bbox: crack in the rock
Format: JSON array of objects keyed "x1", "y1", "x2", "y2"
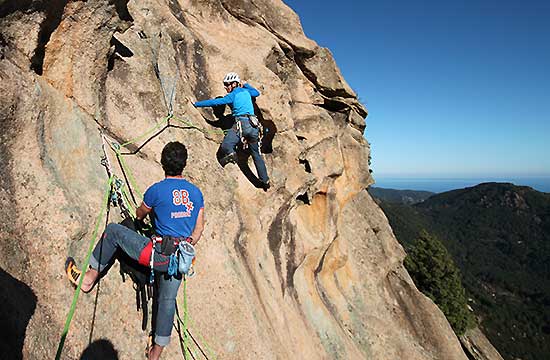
[
  {"x1": 109, "y1": 0, "x2": 133, "y2": 22},
  {"x1": 107, "y1": 35, "x2": 133, "y2": 72},
  {"x1": 299, "y1": 158, "x2": 311, "y2": 173},
  {"x1": 296, "y1": 191, "x2": 310, "y2": 205},
  {"x1": 167, "y1": 0, "x2": 187, "y2": 27},
  {"x1": 30, "y1": 0, "x2": 69, "y2": 75}
]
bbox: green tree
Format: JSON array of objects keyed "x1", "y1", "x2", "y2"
[{"x1": 404, "y1": 230, "x2": 475, "y2": 335}]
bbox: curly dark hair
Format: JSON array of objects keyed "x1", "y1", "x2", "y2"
[{"x1": 161, "y1": 141, "x2": 188, "y2": 176}]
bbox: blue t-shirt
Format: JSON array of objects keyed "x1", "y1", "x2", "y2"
[
  {"x1": 194, "y1": 83, "x2": 260, "y2": 116},
  {"x1": 143, "y1": 178, "x2": 204, "y2": 237}
]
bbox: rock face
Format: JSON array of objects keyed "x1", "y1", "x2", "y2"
[
  {"x1": 460, "y1": 327, "x2": 504, "y2": 360},
  {"x1": 1, "y1": 1, "x2": 468, "y2": 359}
]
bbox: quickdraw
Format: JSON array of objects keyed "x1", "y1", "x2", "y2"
[
  {"x1": 150, "y1": 236, "x2": 158, "y2": 284},
  {"x1": 100, "y1": 133, "x2": 132, "y2": 218},
  {"x1": 236, "y1": 118, "x2": 248, "y2": 149}
]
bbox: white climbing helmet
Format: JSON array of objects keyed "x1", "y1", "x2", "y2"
[{"x1": 223, "y1": 72, "x2": 240, "y2": 84}]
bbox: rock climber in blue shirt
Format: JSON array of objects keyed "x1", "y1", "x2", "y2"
[
  {"x1": 65, "y1": 141, "x2": 205, "y2": 360},
  {"x1": 194, "y1": 72, "x2": 270, "y2": 190}
]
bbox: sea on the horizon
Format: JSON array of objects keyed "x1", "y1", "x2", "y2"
[{"x1": 373, "y1": 176, "x2": 550, "y2": 194}]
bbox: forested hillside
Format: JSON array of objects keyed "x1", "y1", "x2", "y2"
[{"x1": 379, "y1": 183, "x2": 550, "y2": 360}]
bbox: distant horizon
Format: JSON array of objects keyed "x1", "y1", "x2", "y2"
[{"x1": 373, "y1": 175, "x2": 550, "y2": 193}]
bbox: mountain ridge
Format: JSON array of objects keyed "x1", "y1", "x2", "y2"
[
  {"x1": 369, "y1": 186, "x2": 435, "y2": 204},
  {"x1": 378, "y1": 182, "x2": 550, "y2": 360}
]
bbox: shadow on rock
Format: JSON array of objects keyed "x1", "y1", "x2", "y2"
[
  {"x1": 204, "y1": 100, "x2": 234, "y2": 131},
  {"x1": 206, "y1": 113, "x2": 235, "y2": 130},
  {"x1": 80, "y1": 339, "x2": 119, "y2": 360},
  {"x1": 253, "y1": 100, "x2": 277, "y2": 154},
  {"x1": 0, "y1": 267, "x2": 37, "y2": 360}
]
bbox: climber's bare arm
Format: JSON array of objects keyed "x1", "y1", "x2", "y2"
[
  {"x1": 136, "y1": 202, "x2": 152, "y2": 220},
  {"x1": 190, "y1": 208, "x2": 205, "y2": 245}
]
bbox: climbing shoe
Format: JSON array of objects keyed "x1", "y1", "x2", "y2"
[
  {"x1": 261, "y1": 180, "x2": 271, "y2": 191},
  {"x1": 65, "y1": 257, "x2": 82, "y2": 288},
  {"x1": 220, "y1": 152, "x2": 237, "y2": 167}
]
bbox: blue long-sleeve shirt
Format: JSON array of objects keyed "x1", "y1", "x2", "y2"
[{"x1": 194, "y1": 83, "x2": 260, "y2": 116}]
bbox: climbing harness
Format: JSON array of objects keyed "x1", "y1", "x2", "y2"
[
  {"x1": 235, "y1": 114, "x2": 263, "y2": 151},
  {"x1": 146, "y1": 235, "x2": 196, "y2": 278},
  {"x1": 247, "y1": 114, "x2": 260, "y2": 128}
]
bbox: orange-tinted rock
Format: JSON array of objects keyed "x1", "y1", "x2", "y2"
[{"x1": 0, "y1": 1, "x2": 478, "y2": 359}]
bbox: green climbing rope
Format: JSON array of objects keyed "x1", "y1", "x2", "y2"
[
  {"x1": 172, "y1": 115, "x2": 227, "y2": 135},
  {"x1": 55, "y1": 175, "x2": 114, "y2": 360},
  {"x1": 176, "y1": 296, "x2": 218, "y2": 360},
  {"x1": 184, "y1": 277, "x2": 189, "y2": 359},
  {"x1": 113, "y1": 148, "x2": 144, "y2": 200},
  {"x1": 120, "y1": 185, "x2": 137, "y2": 218},
  {"x1": 120, "y1": 115, "x2": 171, "y2": 148}
]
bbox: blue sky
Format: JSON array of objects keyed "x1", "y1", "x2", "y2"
[{"x1": 283, "y1": 0, "x2": 550, "y2": 179}]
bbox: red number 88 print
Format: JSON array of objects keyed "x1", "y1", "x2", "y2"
[{"x1": 172, "y1": 189, "x2": 190, "y2": 206}]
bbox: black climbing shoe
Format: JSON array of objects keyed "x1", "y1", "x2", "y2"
[
  {"x1": 220, "y1": 152, "x2": 237, "y2": 167},
  {"x1": 261, "y1": 180, "x2": 271, "y2": 191},
  {"x1": 65, "y1": 257, "x2": 82, "y2": 288}
]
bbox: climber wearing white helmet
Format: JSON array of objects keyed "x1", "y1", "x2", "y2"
[
  {"x1": 223, "y1": 72, "x2": 240, "y2": 83},
  {"x1": 194, "y1": 72, "x2": 270, "y2": 190}
]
